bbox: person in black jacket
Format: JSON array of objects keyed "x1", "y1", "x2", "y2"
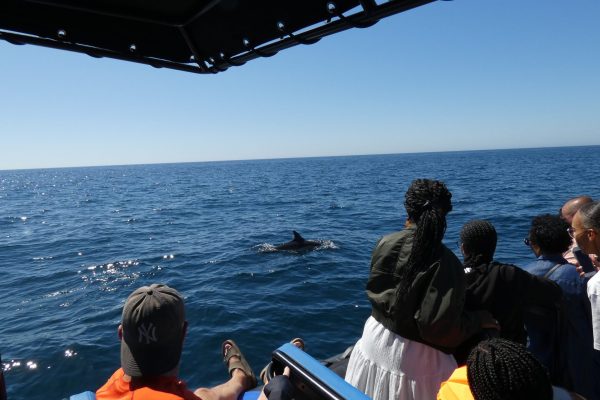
[{"x1": 453, "y1": 220, "x2": 562, "y2": 365}]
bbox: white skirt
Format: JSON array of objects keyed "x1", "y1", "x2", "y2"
[{"x1": 345, "y1": 316, "x2": 457, "y2": 400}]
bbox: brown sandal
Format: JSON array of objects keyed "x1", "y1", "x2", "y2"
[
  {"x1": 290, "y1": 338, "x2": 305, "y2": 350},
  {"x1": 222, "y1": 339, "x2": 257, "y2": 390}
]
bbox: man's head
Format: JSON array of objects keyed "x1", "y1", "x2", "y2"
[
  {"x1": 460, "y1": 220, "x2": 497, "y2": 265},
  {"x1": 527, "y1": 214, "x2": 571, "y2": 257},
  {"x1": 560, "y1": 196, "x2": 593, "y2": 225},
  {"x1": 119, "y1": 284, "x2": 187, "y2": 377},
  {"x1": 572, "y1": 201, "x2": 600, "y2": 256}
]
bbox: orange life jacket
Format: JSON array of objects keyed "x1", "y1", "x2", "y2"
[
  {"x1": 437, "y1": 366, "x2": 475, "y2": 400},
  {"x1": 96, "y1": 368, "x2": 201, "y2": 400}
]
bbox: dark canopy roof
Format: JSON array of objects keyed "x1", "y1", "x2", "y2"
[{"x1": 0, "y1": 0, "x2": 435, "y2": 74}]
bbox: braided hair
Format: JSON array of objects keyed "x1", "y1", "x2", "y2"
[
  {"x1": 460, "y1": 220, "x2": 497, "y2": 270},
  {"x1": 397, "y1": 179, "x2": 452, "y2": 294},
  {"x1": 467, "y1": 338, "x2": 552, "y2": 400}
]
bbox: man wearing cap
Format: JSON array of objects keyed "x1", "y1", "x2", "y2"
[{"x1": 96, "y1": 284, "x2": 257, "y2": 400}]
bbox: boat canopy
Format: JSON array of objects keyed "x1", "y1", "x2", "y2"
[{"x1": 1, "y1": 0, "x2": 435, "y2": 74}]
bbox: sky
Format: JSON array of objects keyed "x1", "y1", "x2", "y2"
[{"x1": 1, "y1": 0, "x2": 599, "y2": 170}]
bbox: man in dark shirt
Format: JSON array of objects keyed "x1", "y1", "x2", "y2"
[{"x1": 524, "y1": 214, "x2": 597, "y2": 399}]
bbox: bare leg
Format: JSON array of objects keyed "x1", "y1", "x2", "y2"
[{"x1": 194, "y1": 343, "x2": 254, "y2": 400}]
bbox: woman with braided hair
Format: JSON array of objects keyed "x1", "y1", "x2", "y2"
[
  {"x1": 345, "y1": 179, "x2": 498, "y2": 400},
  {"x1": 452, "y1": 220, "x2": 562, "y2": 365},
  {"x1": 467, "y1": 338, "x2": 554, "y2": 400},
  {"x1": 438, "y1": 338, "x2": 583, "y2": 400}
]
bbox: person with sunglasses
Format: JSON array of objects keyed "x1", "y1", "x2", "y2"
[
  {"x1": 572, "y1": 202, "x2": 600, "y2": 389},
  {"x1": 559, "y1": 196, "x2": 593, "y2": 267},
  {"x1": 523, "y1": 214, "x2": 597, "y2": 400},
  {"x1": 571, "y1": 201, "x2": 600, "y2": 276}
]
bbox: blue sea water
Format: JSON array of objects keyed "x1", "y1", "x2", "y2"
[{"x1": 1, "y1": 146, "x2": 599, "y2": 399}]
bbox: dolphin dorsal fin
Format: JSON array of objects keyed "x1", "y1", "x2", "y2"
[{"x1": 292, "y1": 231, "x2": 305, "y2": 242}]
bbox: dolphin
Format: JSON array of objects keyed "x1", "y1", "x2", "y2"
[{"x1": 274, "y1": 231, "x2": 321, "y2": 251}]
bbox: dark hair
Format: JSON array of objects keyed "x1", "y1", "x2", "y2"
[
  {"x1": 461, "y1": 220, "x2": 497, "y2": 269},
  {"x1": 579, "y1": 201, "x2": 600, "y2": 230},
  {"x1": 528, "y1": 214, "x2": 571, "y2": 255},
  {"x1": 398, "y1": 179, "x2": 452, "y2": 294},
  {"x1": 467, "y1": 338, "x2": 552, "y2": 400}
]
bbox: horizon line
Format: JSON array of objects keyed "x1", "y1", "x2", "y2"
[{"x1": 1, "y1": 144, "x2": 598, "y2": 172}]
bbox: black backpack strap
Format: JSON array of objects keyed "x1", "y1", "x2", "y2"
[{"x1": 539, "y1": 263, "x2": 575, "y2": 390}]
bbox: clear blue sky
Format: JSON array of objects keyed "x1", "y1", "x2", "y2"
[{"x1": 1, "y1": 0, "x2": 599, "y2": 170}]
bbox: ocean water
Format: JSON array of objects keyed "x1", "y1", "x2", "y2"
[{"x1": 1, "y1": 146, "x2": 598, "y2": 399}]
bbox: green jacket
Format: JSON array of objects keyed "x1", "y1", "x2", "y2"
[{"x1": 367, "y1": 226, "x2": 483, "y2": 353}]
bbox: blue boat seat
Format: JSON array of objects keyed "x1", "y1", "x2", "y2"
[{"x1": 271, "y1": 343, "x2": 369, "y2": 400}]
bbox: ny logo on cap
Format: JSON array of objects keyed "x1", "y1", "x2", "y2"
[{"x1": 138, "y1": 323, "x2": 158, "y2": 344}]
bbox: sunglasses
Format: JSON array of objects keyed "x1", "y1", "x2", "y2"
[
  {"x1": 523, "y1": 238, "x2": 531, "y2": 246},
  {"x1": 569, "y1": 227, "x2": 596, "y2": 239}
]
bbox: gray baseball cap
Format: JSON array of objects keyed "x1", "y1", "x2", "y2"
[{"x1": 120, "y1": 284, "x2": 185, "y2": 376}]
